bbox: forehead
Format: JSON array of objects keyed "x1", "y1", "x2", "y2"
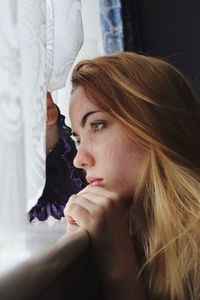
[{"x1": 69, "y1": 86, "x2": 100, "y2": 118}]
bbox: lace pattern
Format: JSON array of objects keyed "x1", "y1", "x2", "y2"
[{"x1": 29, "y1": 110, "x2": 86, "y2": 222}]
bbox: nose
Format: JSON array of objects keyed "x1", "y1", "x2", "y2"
[{"x1": 73, "y1": 144, "x2": 95, "y2": 170}]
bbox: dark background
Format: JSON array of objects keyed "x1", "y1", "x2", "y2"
[{"x1": 121, "y1": 0, "x2": 200, "y2": 97}]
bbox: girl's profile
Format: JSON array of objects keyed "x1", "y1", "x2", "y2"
[{"x1": 64, "y1": 52, "x2": 200, "y2": 300}]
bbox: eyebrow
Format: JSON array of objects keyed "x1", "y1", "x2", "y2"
[{"x1": 72, "y1": 110, "x2": 100, "y2": 136}]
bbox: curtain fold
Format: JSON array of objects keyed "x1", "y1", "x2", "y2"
[
  {"x1": 99, "y1": 0, "x2": 124, "y2": 54},
  {"x1": 47, "y1": 0, "x2": 84, "y2": 92},
  {"x1": 0, "y1": 0, "x2": 86, "y2": 236},
  {"x1": 54, "y1": 0, "x2": 104, "y2": 121},
  {"x1": 18, "y1": 0, "x2": 47, "y2": 212},
  {"x1": 0, "y1": 0, "x2": 107, "y2": 237},
  {"x1": 0, "y1": 0, "x2": 47, "y2": 232},
  {"x1": 0, "y1": 0, "x2": 27, "y2": 235}
]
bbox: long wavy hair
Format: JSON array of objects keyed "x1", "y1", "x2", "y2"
[{"x1": 71, "y1": 52, "x2": 200, "y2": 299}]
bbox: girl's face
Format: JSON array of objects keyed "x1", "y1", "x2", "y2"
[{"x1": 69, "y1": 86, "x2": 146, "y2": 205}]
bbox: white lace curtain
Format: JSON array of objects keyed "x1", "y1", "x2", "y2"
[
  {"x1": 0, "y1": 0, "x2": 103, "y2": 238},
  {"x1": 0, "y1": 0, "x2": 84, "y2": 237}
]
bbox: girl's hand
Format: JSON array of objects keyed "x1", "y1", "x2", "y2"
[
  {"x1": 64, "y1": 185, "x2": 138, "y2": 281},
  {"x1": 64, "y1": 185, "x2": 146, "y2": 299}
]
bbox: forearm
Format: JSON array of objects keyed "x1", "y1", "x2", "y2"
[
  {"x1": 65, "y1": 187, "x2": 147, "y2": 299},
  {"x1": 97, "y1": 240, "x2": 147, "y2": 300},
  {"x1": 102, "y1": 276, "x2": 146, "y2": 300},
  {"x1": 101, "y1": 263, "x2": 147, "y2": 300}
]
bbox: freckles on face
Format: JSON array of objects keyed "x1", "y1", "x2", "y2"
[
  {"x1": 69, "y1": 86, "x2": 146, "y2": 203},
  {"x1": 98, "y1": 127, "x2": 146, "y2": 202}
]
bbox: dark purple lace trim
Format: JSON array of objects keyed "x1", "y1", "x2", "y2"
[
  {"x1": 59, "y1": 114, "x2": 86, "y2": 189},
  {"x1": 28, "y1": 108, "x2": 86, "y2": 222},
  {"x1": 29, "y1": 203, "x2": 65, "y2": 222}
]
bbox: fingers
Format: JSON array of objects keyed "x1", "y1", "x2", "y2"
[
  {"x1": 78, "y1": 185, "x2": 120, "y2": 203},
  {"x1": 64, "y1": 186, "x2": 121, "y2": 234},
  {"x1": 66, "y1": 223, "x2": 79, "y2": 234},
  {"x1": 64, "y1": 194, "x2": 97, "y2": 227}
]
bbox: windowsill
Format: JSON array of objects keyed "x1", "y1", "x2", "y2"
[{"x1": 0, "y1": 218, "x2": 90, "y2": 300}]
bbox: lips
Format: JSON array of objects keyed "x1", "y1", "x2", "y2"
[{"x1": 86, "y1": 176, "x2": 103, "y2": 186}]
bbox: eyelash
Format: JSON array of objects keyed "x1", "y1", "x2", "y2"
[
  {"x1": 91, "y1": 121, "x2": 107, "y2": 132},
  {"x1": 72, "y1": 121, "x2": 107, "y2": 147}
]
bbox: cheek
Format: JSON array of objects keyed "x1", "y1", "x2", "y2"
[
  {"x1": 105, "y1": 142, "x2": 145, "y2": 184},
  {"x1": 93, "y1": 134, "x2": 145, "y2": 178},
  {"x1": 96, "y1": 139, "x2": 125, "y2": 165}
]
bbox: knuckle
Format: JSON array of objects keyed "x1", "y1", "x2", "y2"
[
  {"x1": 63, "y1": 205, "x2": 68, "y2": 216},
  {"x1": 69, "y1": 202, "x2": 80, "y2": 215},
  {"x1": 68, "y1": 194, "x2": 77, "y2": 202},
  {"x1": 69, "y1": 203, "x2": 90, "y2": 227},
  {"x1": 110, "y1": 191, "x2": 119, "y2": 201},
  {"x1": 84, "y1": 185, "x2": 92, "y2": 192},
  {"x1": 95, "y1": 205, "x2": 105, "y2": 218},
  {"x1": 105, "y1": 197, "x2": 115, "y2": 211}
]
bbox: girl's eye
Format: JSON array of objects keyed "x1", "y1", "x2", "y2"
[{"x1": 91, "y1": 121, "x2": 106, "y2": 132}]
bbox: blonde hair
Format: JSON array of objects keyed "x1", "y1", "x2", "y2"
[{"x1": 71, "y1": 52, "x2": 200, "y2": 299}]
